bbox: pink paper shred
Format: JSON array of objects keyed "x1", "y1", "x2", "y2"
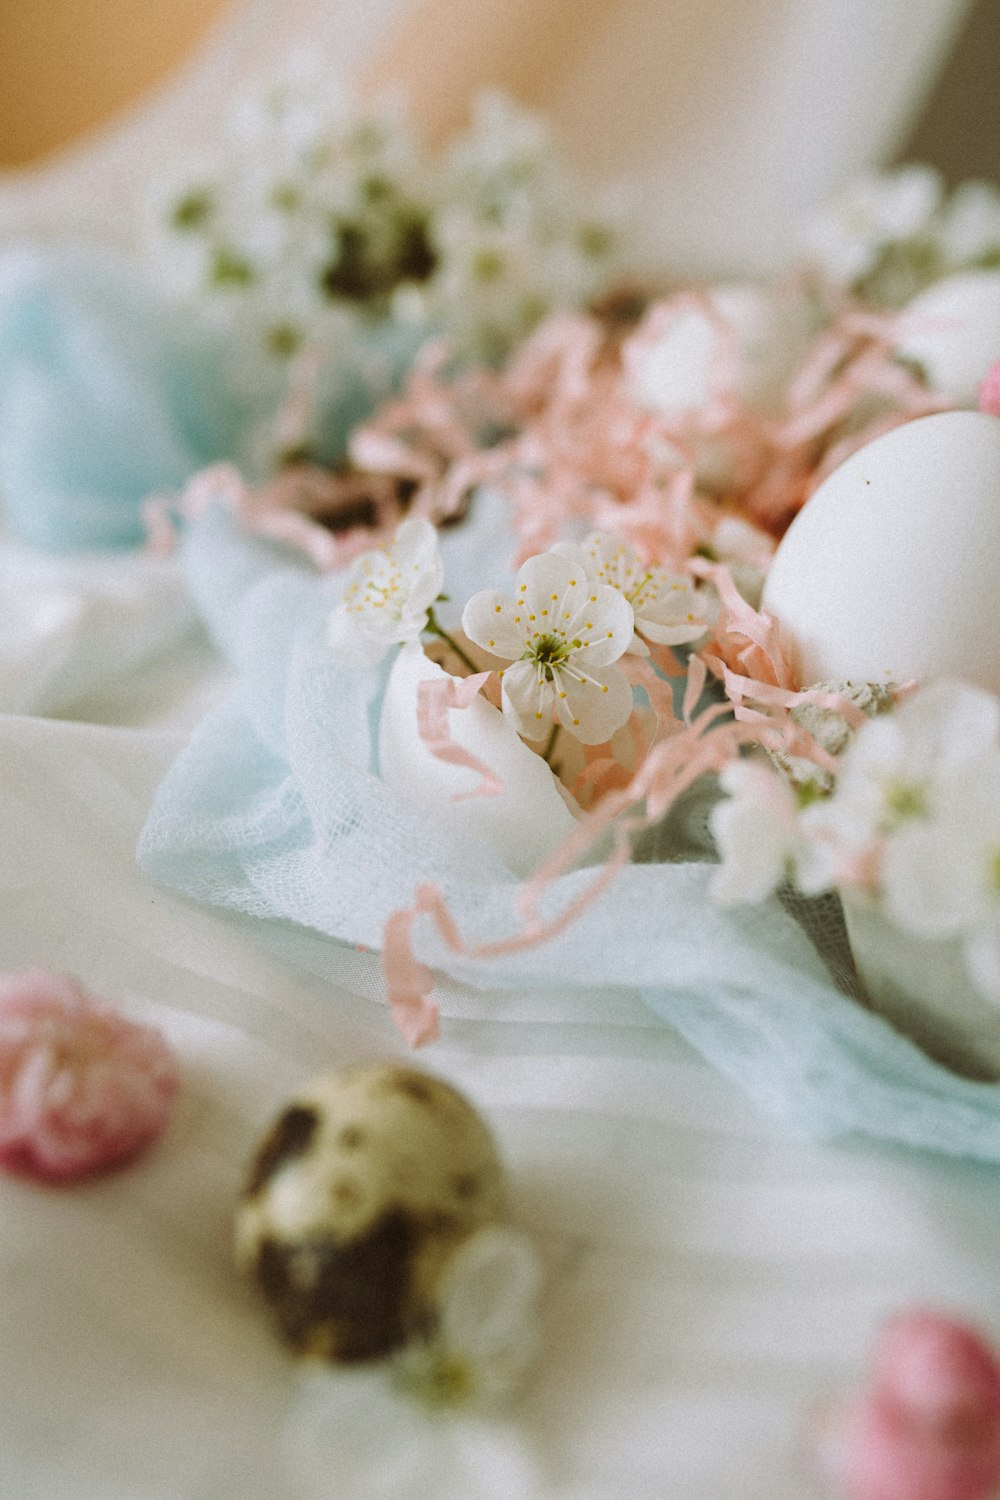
[{"x1": 0, "y1": 970, "x2": 179, "y2": 1182}]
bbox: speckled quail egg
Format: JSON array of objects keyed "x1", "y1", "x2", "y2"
[
  {"x1": 767, "y1": 678, "x2": 897, "y2": 794},
  {"x1": 235, "y1": 1063, "x2": 507, "y2": 1362}
]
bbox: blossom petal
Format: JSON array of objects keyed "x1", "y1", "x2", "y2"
[
  {"x1": 512, "y1": 553, "x2": 598, "y2": 647},
  {"x1": 392, "y1": 518, "x2": 445, "y2": 614},
  {"x1": 709, "y1": 762, "x2": 800, "y2": 905},
  {"x1": 561, "y1": 584, "x2": 634, "y2": 668},
  {"x1": 964, "y1": 927, "x2": 1000, "y2": 1003},
  {"x1": 438, "y1": 1227, "x2": 543, "y2": 1383},
  {"x1": 513, "y1": 549, "x2": 585, "y2": 609},
  {"x1": 553, "y1": 662, "x2": 633, "y2": 744},
  {"x1": 462, "y1": 591, "x2": 530, "y2": 660},
  {"x1": 882, "y1": 825, "x2": 980, "y2": 939},
  {"x1": 636, "y1": 577, "x2": 709, "y2": 646},
  {"x1": 897, "y1": 679, "x2": 1000, "y2": 774},
  {"x1": 500, "y1": 660, "x2": 553, "y2": 739}
]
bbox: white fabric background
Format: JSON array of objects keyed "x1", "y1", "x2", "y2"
[
  {"x1": 2, "y1": 3, "x2": 998, "y2": 1496},
  {"x1": 6, "y1": 716, "x2": 1000, "y2": 1500}
]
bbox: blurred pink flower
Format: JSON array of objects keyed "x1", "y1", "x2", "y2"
[
  {"x1": 0, "y1": 970, "x2": 179, "y2": 1183},
  {"x1": 980, "y1": 362, "x2": 1000, "y2": 419},
  {"x1": 820, "y1": 1310, "x2": 1000, "y2": 1500}
]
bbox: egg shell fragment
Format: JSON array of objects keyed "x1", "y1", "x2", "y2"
[
  {"x1": 761, "y1": 410, "x2": 1000, "y2": 695},
  {"x1": 379, "y1": 639, "x2": 579, "y2": 877}
]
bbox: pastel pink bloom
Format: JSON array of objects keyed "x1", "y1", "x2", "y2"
[
  {"x1": 980, "y1": 362, "x2": 1000, "y2": 419},
  {"x1": 0, "y1": 971, "x2": 179, "y2": 1183},
  {"x1": 829, "y1": 1311, "x2": 1000, "y2": 1500}
]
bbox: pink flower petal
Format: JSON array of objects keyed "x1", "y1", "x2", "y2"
[{"x1": 0, "y1": 971, "x2": 179, "y2": 1182}]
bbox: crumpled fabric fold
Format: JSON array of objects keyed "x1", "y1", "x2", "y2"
[{"x1": 0, "y1": 540, "x2": 196, "y2": 717}]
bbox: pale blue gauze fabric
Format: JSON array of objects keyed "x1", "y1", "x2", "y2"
[
  {"x1": 0, "y1": 247, "x2": 420, "y2": 551},
  {"x1": 0, "y1": 247, "x2": 251, "y2": 549},
  {"x1": 138, "y1": 501, "x2": 1000, "y2": 1162}
]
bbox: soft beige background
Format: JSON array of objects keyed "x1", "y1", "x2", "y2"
[
  {"x1": 0, "y1": 0, "x2": 233, "y2": 167},
  {"x1": 1, "y1": 0, "x2": 996, "y2": 176},
  {"x1": 0, "y1": 0, "x2": 994, "y2": 279}
]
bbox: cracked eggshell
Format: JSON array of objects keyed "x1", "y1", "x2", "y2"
[
  {"x1": 761, "y1": 410, "x2": 1000, "y2": 694},
  {"x1": 236, "y1": 1063, "x2": 506, "y2": 1362},
  {"x1": 898, "y1": 270, "x2": 1000, "y2": 405},
  {"x1": 378, "y1": 639, "x2": 580, "y2": 877}
]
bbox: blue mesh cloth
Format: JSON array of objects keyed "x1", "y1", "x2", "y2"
[
  {"x1": 0, "y1": 247, "x2": 419, "y2": 551},
  {"x1": 137, "y1": 502, "x2": 1000, "y2": 1162}
]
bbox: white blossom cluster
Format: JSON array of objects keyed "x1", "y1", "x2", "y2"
[
  {"x1": 797, "y1": 165, "x2": 1000, "y2": 306},
  {"x1": 711, "y1": 680, "x2": 1000, "y2": 1004},
  {"x1": 327, "y1": 521, "x2": 710, "y2": 747},
  {"x1": 422, "y1": 93, "x2": 628, "y2": 361},
  {"x1": 149, "y1": 70, "x2": 626, "y2": 370}
]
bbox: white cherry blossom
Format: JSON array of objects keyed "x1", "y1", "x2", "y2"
[
  {"x1": 624, "y1": 284, "x2": 813, "y2": 419},
  {"x1": 940, "y1": 179, "x2": 1000, "y2": 267},
  {"x1": 882, "y1": 752, "x2": 1000, "y2": 1000},
  {"x1": 812, "y1": 679, "x2": 1000, "y2": 851},
  {"x1": 327, "y1": 517, "x2": 444, "y2": 665},
  {"x1": 555, "y1": 532, "x2": 709, "y2": 652},
  {"x1": 393, "y1": 1226, "x2": 543, "y2": 1411},
  {"x1": 798, "y1": 165, "x2": 943, "y2": 285},
  {"x1": 462, "y1": 550, "x2": 634, "y2": 744},
  {"x1": 704, "y1": 515, "x2": 775, "y2": 609},
  {"x1": 709, "y1": 759, "x2": 805, "y2": 905},
  {"x1": 282, "y1": 1225, "x2": 544, "y2": 1500},
  {"x1": 285, "y1": 1370, "x2": 540, "y2": 1500}
]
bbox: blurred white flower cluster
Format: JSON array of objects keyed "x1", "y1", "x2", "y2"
[
  {"x1": 711, "y1": 680, "x2": 1000, "y2": 1004},
  {"x1": 798, "y1": 165, "x2": 1000, "y2": 306},
  {"x1": 149, "y1": 65, "x2": 626, "y2": 370},
  {"x1": 285, "y1": 1226, "x2": 544, "y2": 1500}
]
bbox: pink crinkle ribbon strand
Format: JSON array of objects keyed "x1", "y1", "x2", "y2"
[{"x1": 415, "y1": 673, "x2": 504, "y2": 801}]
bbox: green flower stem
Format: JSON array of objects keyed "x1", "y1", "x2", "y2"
[
  {"x1": 424, "y1": 608, "x2": 480, "y2": 675},
  {"x1": 542, "y1": 720, "x2": 562, "y2": 771}
]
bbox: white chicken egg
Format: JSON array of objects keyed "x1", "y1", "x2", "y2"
[
  {"x1": 898, "y1": 270, "x2": 1000, "y2": 404},
  {"x1": 761, "y1": 410, "x2": 1000, "y2": 693},
  {"x1": 378, "y1": 641, "x2": 579, "y2": 877}
]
